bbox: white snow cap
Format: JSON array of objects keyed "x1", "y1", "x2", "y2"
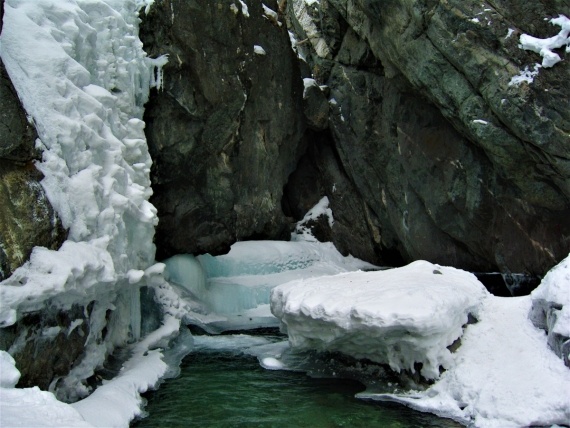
[
  {"x1": 0, "y1": 351, "x2": 20, "y2": 388},
  {"x1": 239, "y1": 0, "x2": 249, "y2": 17},
  {"x1": 271, "y1": 260, "x2": 487, "y2": 379}
]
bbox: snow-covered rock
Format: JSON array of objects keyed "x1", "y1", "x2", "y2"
[
  {"x1": 371, "y1": 295, "x2": 570, "y2": 427},
  {"x1": 529, "y1": 253, "x2": 570, "y2": 366},
  {"x1": 270, "y1": 258, "x2": 570, "y2": 427},
  {"x1": 271, "y1": 260, "x2": 487, "y2": 379}
]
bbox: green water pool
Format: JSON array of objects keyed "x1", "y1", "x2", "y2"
[{"x1": 133, "y1": 339, "x2": 461, "y2": 428}]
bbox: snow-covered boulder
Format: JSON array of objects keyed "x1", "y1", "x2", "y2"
[
  {"x1": 529, "y1": 254, "x2": 570, "y2": 367},
  {"x1": 271, "y1": 260, "x2": 487, "y2": 379}
]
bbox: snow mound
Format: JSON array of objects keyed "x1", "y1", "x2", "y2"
[
  {"x1": 370, "y1": 295, "x2": 570, "y2": 427},
  {"x1": 271, "y1": 260, "x2": 487, "y2": 379}
]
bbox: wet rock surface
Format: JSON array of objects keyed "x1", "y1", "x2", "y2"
[{"x1": 141, "y1": 0, "x2": 569, "y2": 277}]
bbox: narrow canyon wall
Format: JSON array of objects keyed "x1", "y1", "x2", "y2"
[{"x1": 140, "y1": 0, "x2": 305, "y2": 259}]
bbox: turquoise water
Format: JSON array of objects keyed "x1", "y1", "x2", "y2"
[{"x1": 133, "y1": 337, "x2": 460, "y2": 428}]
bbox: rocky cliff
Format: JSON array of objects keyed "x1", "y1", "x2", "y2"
[
  {"x1": 286, "y1": 0, "x2": 570, "y2": 278},
  {"x1": 141, "y1": 0, "x2": 569, "y2": 281},
  {"x1": 140, "y1": 0, "x2": 305, "y2": 259}
]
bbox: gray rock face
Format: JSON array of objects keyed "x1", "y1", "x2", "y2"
[
  {"x1": 139, "y1": 0, "x2": 568, "y2": 277},
  {"x1": 530, "y1": 298, "x2": 570, "y2": 367},
  {"x1": 285, "y1": 0, "x2": 570, "y2": 275},
  {"x1": 0, "y1": 58, "x2": 67, "y2": 281},
  {"x1": 140, "y1": 0, "x2": 305, "y2": 259},
  {"x1": 5, "y1": 305, "x2": 90, "y2": 391}
]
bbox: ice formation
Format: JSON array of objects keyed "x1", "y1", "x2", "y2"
[
  {"x1": 0, "y1": 0, "x2": 159, "y2": 327},
  {"x1": 0, "y1": 0, "x2": 175, "y2": 425},
  {"x1": 163, "y1": 240, "x2": 376, "y2": 332}
]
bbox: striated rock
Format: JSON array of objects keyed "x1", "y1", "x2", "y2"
[
  {"x1": 285, "y1": 0, "x2": 570, "y2": 276},
  {"x1": 0, "y1": 58, "x2": 67, "y2": 281},
  {"x1": 140, "y1": 0, "x2": 305, "y2": 259}
]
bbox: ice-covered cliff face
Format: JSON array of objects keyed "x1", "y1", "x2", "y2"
[{"x1": 0, "y1": 0, "x2": 166, "y2": 400}]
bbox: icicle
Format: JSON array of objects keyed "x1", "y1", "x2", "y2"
[
  {"x1": 148, "y1": 55, "x2": 169, "y2": 91},
  {"x1": 130, "y1": 283, "x2": 141, "y2": 341}
]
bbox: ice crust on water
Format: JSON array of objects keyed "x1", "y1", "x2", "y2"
[
  {"x1": 163, "y1": 240, "x2": 376, "y2": 331},
  {"x1": 271, "y1": 260, "x2": 487, "y2": 379}
]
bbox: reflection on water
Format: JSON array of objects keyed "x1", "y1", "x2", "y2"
[{"x1": 133, "y1": 342, "x2": 461, "y2": 428}]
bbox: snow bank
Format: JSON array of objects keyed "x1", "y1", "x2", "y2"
[
  {"x1": 71, "y1": 316, "x2": 180, "y2": 427},
  {"x1": 271, "y1": 260, "x2": 487, "y2": 379},
  {"x1": 369, "y1": 295, "x2": 570, "y2": 427},
  {"x1": 270, "y1": 258, "x2": 570, "y2": 427},
  {"x1": 0, "y1": 387, "x2": 91, "y2": 428},
  {"x1": 1, "y1": 351, "x2": 90, "y2": 427}
]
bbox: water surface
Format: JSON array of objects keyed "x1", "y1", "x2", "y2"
[{"x1": 133, "y1": 342, "x2": 461, "y2": 428}]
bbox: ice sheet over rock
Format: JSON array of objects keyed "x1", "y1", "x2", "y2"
[
  {"x1": 0, "y1": 0, "x2": 176, "y2": 425},
  {"x1": 0, "y1": 0, "x2": 164, "y2": 326},
  {"x1": 271, "y1": 260, "x2": 487, "y2": 379}
]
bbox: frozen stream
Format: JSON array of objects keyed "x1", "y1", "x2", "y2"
[{"x1": 133, "y1": 333, "x2": 461, "y2": 428}]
